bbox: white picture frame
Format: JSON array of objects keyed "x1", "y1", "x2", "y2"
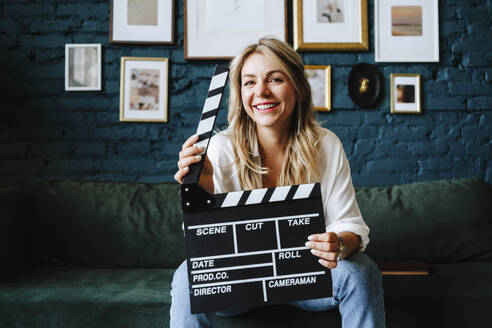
[
  {"x1": 120, "y1": 57, "x2": 169, "y2": 122},
  {"x1": 110, "y1": 0, "x2": 174, "y2": 44},
  {"x1": 375, "y1": 0, "x2": 439, "y2": 62},
  {"x1": 294, "y1": 0, "x2": 368, "y2": 51},
  {"x1": 184, "y1": 0, "x2": 287, "y2": 60},
  {"x1": 390, "y1": 73, "x2": 421, "y2": 114},
  {"x1": 65, "y1": 44, "x2": 102, "y2": 91}
]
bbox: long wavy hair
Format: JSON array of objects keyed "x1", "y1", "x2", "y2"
[{"x1": 227, "y1": 37, "x2": 326, "y2": 190}]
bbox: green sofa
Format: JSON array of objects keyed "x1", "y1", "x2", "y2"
[{"x1": 1, "y1": 178, "x2": 492, "y2": 327}]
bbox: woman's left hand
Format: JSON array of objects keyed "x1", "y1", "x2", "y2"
[{"x1": 305, "y1": 232, "x2": 339, "y2": 269}]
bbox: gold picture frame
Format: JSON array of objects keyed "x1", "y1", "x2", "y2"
[
  {"x1": 305, "y1": 65, "x2": 331, "y2": 112},
  {"x1": 390, "y1": 73, "x2": 421, "y2": 114},
  {"x1": 294, "y1": 0, "x2": 369, "y2": 51},
  {"x1": 120, "y1": 57, "x2": 169, "y2": 122}
]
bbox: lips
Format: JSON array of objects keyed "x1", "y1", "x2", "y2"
[{"x1": 253, "y1": 102, "x2": 279, "y2": 113}]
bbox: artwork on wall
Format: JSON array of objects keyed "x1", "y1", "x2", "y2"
[
  {"x1": 375, "y1": 0, "x2": 439, "y2": 62},
  {"x1": 305, "y1": 65, "x2": 331, "y2": 112},
  {"x1": 110, "y1": 0, "x2": 174, "y2": 44},
  {"x1": 120, "y1": 57, "x2": 168, "y2": 122},
  {"x1": 184, "y1": 0, "x2": 287, "y2": 60},
  {"x1": 348, "y1": 63, "x2": 383, "y2": 108},
  {"x1": 65, "y1": 44, "x2": 101, "y2": 91},
  {"x1": 390, "y1": 73, "x2": 421, "y2": 114},
  {"x1": 294, "y1": 0, "x2": 368, "y2": 51}
]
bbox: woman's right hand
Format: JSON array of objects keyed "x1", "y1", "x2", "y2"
[{"x1": 174, "y1": 135, "x2": 214, "y2": 193}]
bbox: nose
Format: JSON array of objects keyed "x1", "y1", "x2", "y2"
[{"x1": 254, "y1": 80, "x2": 271, "y2": 97}]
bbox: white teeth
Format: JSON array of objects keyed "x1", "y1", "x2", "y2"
[{"x1": 256, "y1": 103, "x2": 277, "y2": 110}]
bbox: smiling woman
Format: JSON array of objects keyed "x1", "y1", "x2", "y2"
[
  {"x1": 225, "y1": 38, "x2": 326, "y2": 191},
  {"x1": 239, "y1": 53, "x2": 297, "y2": 134},
  {"x1": 171, "y1": 37, "x2": 385, "y2": 328}
]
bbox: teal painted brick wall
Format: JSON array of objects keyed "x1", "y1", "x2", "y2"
[{"x1": 0, "y1": 0, "x2": 491, "y2": 186}]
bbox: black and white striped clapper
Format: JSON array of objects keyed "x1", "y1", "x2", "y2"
[{"x1": 181, "y1": 66, "x2": 332, "y2": 314}]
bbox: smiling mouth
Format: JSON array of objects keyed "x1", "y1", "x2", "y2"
[{"x1": 254, "y1": 103, "x2": 279, "y2": 112}]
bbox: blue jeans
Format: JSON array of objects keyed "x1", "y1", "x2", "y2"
[{"x1": 170, "y1": 252, "x2": 385, "y2": 327}]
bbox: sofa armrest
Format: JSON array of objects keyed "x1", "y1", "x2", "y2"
[
  {"x1": 376, "y1": 260, "x2": 430, "y2": 276},
  {"x1": 0, "y1": 188, "x2": 26, "y2": 277}
]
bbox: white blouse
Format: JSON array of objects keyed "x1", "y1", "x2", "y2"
[{"x1": 207, "y1": 128, "x2": 370, "y2": 251}]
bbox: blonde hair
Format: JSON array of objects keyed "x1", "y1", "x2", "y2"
[{"x1": 227, "y1": 37, "x2": 326, "y2": 190}]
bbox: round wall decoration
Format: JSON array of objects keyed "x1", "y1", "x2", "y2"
[{"x1": 348, "y1": 63, "x2": 383, "y2": 108}]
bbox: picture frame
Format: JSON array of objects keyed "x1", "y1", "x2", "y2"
[
  {"x1": 390, "y1": 73, "x2": 421, "y2": 114},
  {"x1": 375, "y1": 0, "x2": 439, "y2": 62},
  {"x1": 294, "y1": 0, "x2": 368, "y2": 51},
  {"x1": 120, "y1": 57, "x2": 169, "y2": 122},
  {"x1": 184, "y1": 0, "x2": 287, "y2": 60},
  {"x1": 65, "y1": 44, "x2": 102, "y2": 91},
  {"x1": 110, "y1": 0, "x2": 174, "y2": 44},
  {"x1": 305, "y1": 65, "x2": 331, "y2": 112}
]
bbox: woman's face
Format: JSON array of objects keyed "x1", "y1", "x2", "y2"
[{"x1": 240, "y1": 52, "x2": 297, "y2": 132}]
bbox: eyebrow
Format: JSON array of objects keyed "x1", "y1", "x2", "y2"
[{"x1": 241, "y1": 70, "x2": 285, "y2": 79}]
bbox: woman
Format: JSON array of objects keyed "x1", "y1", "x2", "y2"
[{"x1": 171, "y1": 37, "x2": 385, "y2": 328}]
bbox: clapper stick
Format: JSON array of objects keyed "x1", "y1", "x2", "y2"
[
  {"x1": 181, "y1": 66, "x2": 332, "y2": 314},
  {"x1": 181, "y1": 65, "x2": 229, "y2": 211}
]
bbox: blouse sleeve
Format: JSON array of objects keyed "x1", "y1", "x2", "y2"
[
  {"x1": 320, "y1": 132, "x2": 370, "y2": 251},
  {"x1": 207, "y1": 132, "x2": 240, "y2": 194}
]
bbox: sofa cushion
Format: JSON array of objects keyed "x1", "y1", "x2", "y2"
[
  {"x1": 25, "y1": 181, "x2": 185, "y2": 268},
  {"x1": 357, "y1": 178, "x2": 492, "y2": 263},
  {"x1": 0, "y1": 266, "x2": 340, "y2": 328},
  {"x1": 24, "y1": 178, "x2": 492, "y2": 267},
  {"x1": 217, "y1": 261, "x2": 492, "y2": 328},
  {"x1": 0, "y1": 267, "x2": 174, "y2": 328},
  {"x1": 0, "y1": 188, "x2": 26, "y2": 277},
  {"x1": 381, "y1": 261, "x2": 492, "y2": 328},
  {"x1": 1, "y1": 263, "x2": 491, "y2": 328}
]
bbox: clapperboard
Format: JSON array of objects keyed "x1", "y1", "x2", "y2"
[{"x1": 181, "y1": 65, "x2": 332, "y2": 314}]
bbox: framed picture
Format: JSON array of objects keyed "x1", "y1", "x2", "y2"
[
  {"x1": 120, "y1": 57, "x2": 168, "y2": 122},
  {"x1": 110, "y1": 0, "x2": 174, "y2": 44},
  {"x1": 294, "y1": 0, "x2": 368, "y2": 51},
  {"x1": 65, "y1": 44, "x2": 101, "y2": 91},
  {"x1": 305, "y1": 65, "x2": 331, "y2": 112},
  {"x1": 375, "y1": 0, "x2": 439, "y2": 62},
  {"x1": 184, "y1": 0, "x2": 287, "y2": 60},
  {"x1": 390, "y1": 74, "x2": 421, "y2": 114}
]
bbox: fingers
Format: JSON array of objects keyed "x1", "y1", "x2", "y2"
[
  {"x1": 318, "y1": 258, "x2": 338, "y2": 269},
  {"x1": 309, "y1": 247, "x2": 338, "y2": 269},
  {"x1": 174, "y1": 167, "x2": 189, "y2": 184},
  {"x1": 306, "y1": 232, "x2": 339, "y2": 269},
  {"x1": 180, "y1": 143, "x2": 204, "y2": 157},
  {"x1": 175, "y1": 135, "x2": 204, "y2": 184},
  {"x1": 305, "y1": 240, "x2": 338, "y2": 252},
  {"x1": 182, "y1": 134, "x2": 199, "y2": 151},
  {"x1": 310, "y1": 248, "x2": 337, "y2": 261},
  {"x1": 307, "y1": 232, "x2": 338, "y2": 243},
  {"x1": 175, "y1": 154, "x2": 202, "y2": 184},
  {"x1": 178, "y1": 154, "x2": 203, "y2": 170}
]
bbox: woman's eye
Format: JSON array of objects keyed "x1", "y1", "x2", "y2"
[
  {"x1": 243, "y1": 80, "x2": 254, "y2": 87},
  {"x1": 269, "y1": 77, "x2": 282, "y2": 83}
]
